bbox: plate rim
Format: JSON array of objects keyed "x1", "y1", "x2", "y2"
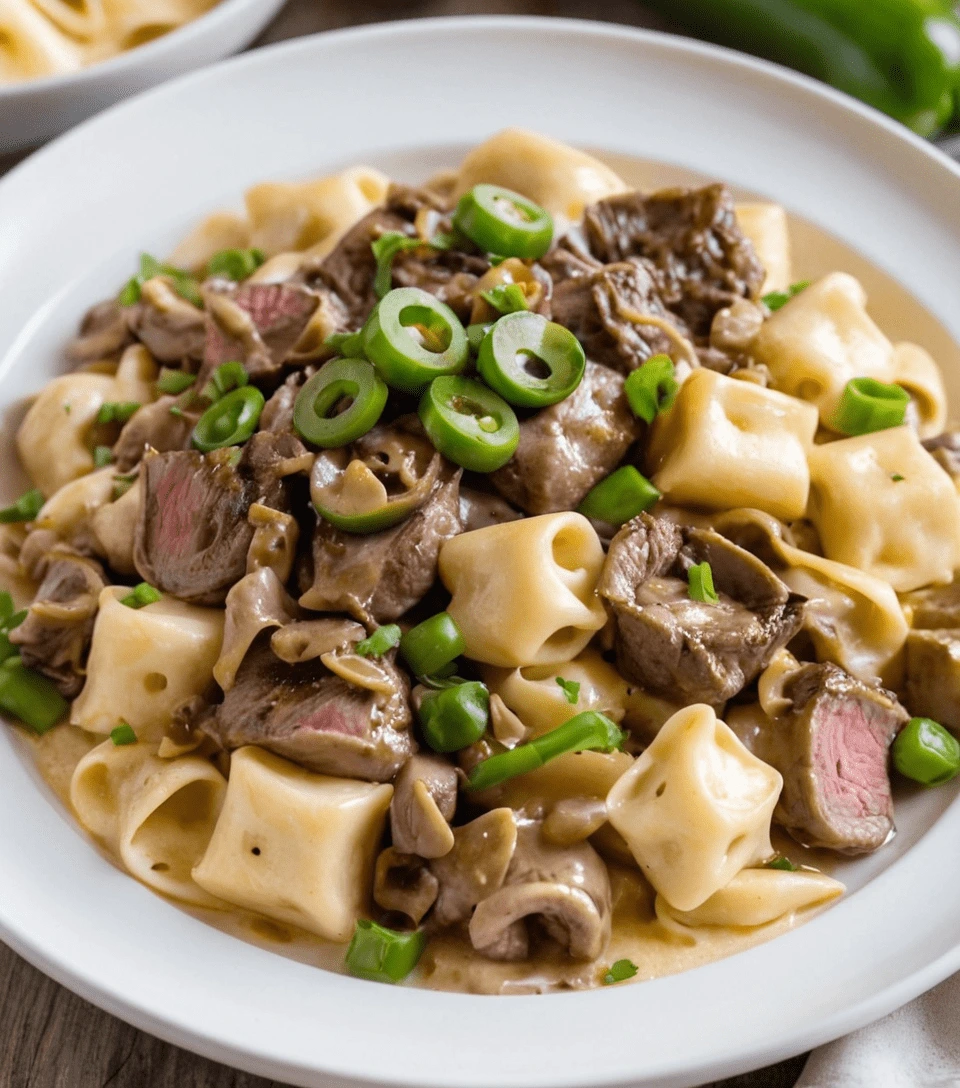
[{"x1": 2, "y1": 15, "x2": 960, "y2": 1088}]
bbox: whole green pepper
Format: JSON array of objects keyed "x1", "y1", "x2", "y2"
[{"x1": 645, "y1": 0, "x2": 960, "y2": 136}]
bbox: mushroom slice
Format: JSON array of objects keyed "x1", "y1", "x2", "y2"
[
  {"x1": 246, "y1": 502, "x2": 300, "y2": 584},
  {"x1": 374, "y1": 847, "x2": 439, "y2": 926},
  {"x1": 430, "y1": 808, "x2": 518, "y2": 926},
  {"x1": 489, "y1": 693, "x2": 529, "y2": 749},
  {"x1": 213, "y1": 568, "x2": 299, "y2": 691},
  {"x1": 391, "y1": 754, "x2": 458, "y2": 859},
  {"x1": 269, "y1": 618, "x2": 365, "y2": 664},
  {"x1": 542, "y1": 797, "x2": 608, "y2": 846},
  {"x1": 468, "y1": 822, "x2": 612, "y2": 962}
]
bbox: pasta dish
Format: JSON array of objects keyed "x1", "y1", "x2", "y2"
[
  {"x1": 2, "y1": 128, "x2": 959, "y2": 994},
  {"x1": 0, "y1": 0, "x2": 219, "y2": 83}
]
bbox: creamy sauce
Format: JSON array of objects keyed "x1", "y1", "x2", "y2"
[{"x1": 6, "y1": 151, "x2": 952, "y2": 992}]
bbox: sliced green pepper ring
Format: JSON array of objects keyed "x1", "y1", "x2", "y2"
[
  {"x1": 362, "y1": 287, "x2": 469, "y2": 394},
  {"x1": 311, "y1": 445, "x2": 441, "y2": 534},
  {"x1": 293, "y1": 358, "x2": 388, "y2": 448},
  {"x1": 192, "y1": 386, "x2": 265, "y2": 452},
  {"x1": 476, "y1": 311, "x2": 586, "y2": 408},
  {"x1": 453, "y1": 184, "x2": 554, "y2": 259},
  {"x1": 419, "y1": 376, "x2": 519, "y2": 473}
]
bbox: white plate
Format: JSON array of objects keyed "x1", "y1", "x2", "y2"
[
  {"x1": 0, "y1": 0, "x2": 287, "y2": 152},
  {"x1": 2, "y1": 17, "x2": 960, "y2": 1088}
]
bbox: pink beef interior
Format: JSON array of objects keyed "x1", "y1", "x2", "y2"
[{"x1": 812, "y1": 695, "x2": 894, "y2": 822}]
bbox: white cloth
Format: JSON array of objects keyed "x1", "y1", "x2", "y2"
[{"x1": 795, "y1": 972, "x2": 960, "y2": 1087}]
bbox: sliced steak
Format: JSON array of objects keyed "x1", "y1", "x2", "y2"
[
  {"x1": 300, "y1": 470, "x2": 462, "y2": 623},
  {"x1": 599, "y1": 513, "x2": 805, "y2": 704},
  {"x1": 134, "y1": 434, "x2": 294, "y2": 606},
  {"x1": 112, "y1": 395, "x2": 200, "y2": 471},
  {"x1": 764, "y1": 663, "x2": 907, "y2": 853},
  {"x1": 904, "y1": 628, "x2": 960, "y2": 733},
  {"x1": 583, "y1": 185, "x2": 764, "y2": 337},
  {"x1": 458, "y1": 487, "x2": 522, "y2": 533},
  {"x1": 200, "y1": 281, "x2": 319, "y2": 385},
  {"x1": 205, "y1": 638, "x2": 414, "y2": 781},
  {"x1": 491, "y1": 361, "x2": 641, "y2": 514},
  {"x1": 551, "y1": 258, "x2": 682, "y2": 373},
  {"x1": 127, "y1": 278, "x2": 206, "y2": 362},
  {"x1": 10, "y1": 550, "x2": 106, "y2": 697}
]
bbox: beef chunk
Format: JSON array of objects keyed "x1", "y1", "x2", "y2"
[
  {"x1": 551, "y1": 259, "x2": 682, "y2": 373},
  {"x1": 134, "y1": 434, "x2": 294, "y2": 606},
  {"x1": 599, "y1": 513, "x2": 804, "y2": 704},
  {"x1": 901, "y1": 581, "x2": 960, "y2": 629},
  {"x1": 491, "y1": 361, "x2": 641, "y2": 514},
  {"x1": 68, "y1": 299, "x2": 132, "y2": 363},
  {"x1": 904, "y1": 628, "x2": 960, "y2": 733},
  {"x1": 200, "y1": 281, "x2": 319, "y2": 384},
  {"x1": 922, "y1": 431, "x2": 960, "y2": 480},
  {"x1": 127, "y1": 279, "x2": 206, "y2": 362},
  {"x1": 767, "y1": 663, "x2": 907, "y2": 853},
  {"x1": 300, "y1": 470, "x2": 462, "y2": 623},
  {"x1": 458, "y1": 487, "x2": 522, "y2": 533},
  {"x1": 583, "y1": 185, "x2": 765, "y2": 336},
  {"x1": 205, "y1": 639, "x2": 414, "y2": 781},
  {"x1": 112, "y1": 395, "x2": 200, "y2": 471},
  {"x1": 312, "y1": 184, "x2": 488, "y2": 328},
  {"x1": 10, "y1": 550, "x2": 106, "y2": 697}
]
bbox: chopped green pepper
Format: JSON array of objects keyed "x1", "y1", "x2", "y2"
[
  {"x1": 201, "y1": 361, "x2": 249, "y2": 402},
  {"x1": 324, "y1": 331, "x2": 365, "y2": 358},
  {"x1": 624, "y1": 354, "x2": 678, "y2": 424},
  {"x1": 831, "y1": 377, "x2": 909, "y2": 435},
  {"x1": 578, "y1": 467, "x2": 661, "y2": 525},
  {"x1": 0, "y1": 594, "x2": 27, "y2": 666},
  {"x1": 469, "y1": 711, "x2": 624, "y2": 791},
  {"x1": 362, "y1": 287, "x2": 469, "y2": 393},
  {"x1": 293, "y1": 358, "x2": 388, "y2": 449},
  {"x1": 418, "y1": 681, "x2": 490, "y2": 753},
  {"x1": 453, "y1": 184, "x2": 554, "y2": 259},
  {"x1": 419, "y1": 376, "x2": 519, "y2": 473},
  {"x1": 0, "y1": 489, "x2": 44, "y2": 524},
  {"x1": 345, "y1": 920, "x2": 425, "y2": 984},
  {"x1": 371, "y1": 232, "x2": 425, "y2": 299},
  {"x1": 192, "y1": 386, "x2": 264, "y2": 452},
  {"x1": 476, "y1": 312, "x2": 586, "y2": 408},
  {"x1": 400, "y1": 612, "x2": 465, "y2": 678}
]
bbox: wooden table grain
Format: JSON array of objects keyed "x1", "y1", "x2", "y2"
[{"x1": 0, "y1": 2, "x2": 807, "y2": 1085}]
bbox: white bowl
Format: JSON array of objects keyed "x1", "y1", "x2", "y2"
[
  {"x1": 2, "y1": 16, "x2": 960, "y2": 1088},
  {"x1": 0, "y1": 0, "x2": 287, "y2": 152}
]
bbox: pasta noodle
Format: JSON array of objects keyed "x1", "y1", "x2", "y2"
[
  {"x1": 34, "y1": 466, "x2": 115, "y2": 541},
  {"x1": 647, "y1": 368, "x2": 818, "y2": 520},
  {"x1": 192, "y1": 746, "x2": 392, "y2": 942},
  {"x1": 452, "y1": 128, "x2": 628, "y2": 224},
  {"x1": 735, "y1": 203, "x2": 791, "y2": 294},
  {"x1": 70, "y1": 738, "x2": 226, "y2": 906},
  {"x1": 71, "y1": 586, "x2": 224, "y2": 739},
  {"x1": 438, "y1": 513, "x2": 607, "y2": 667},
  {"x1": 807, "y1": 426, "x2": 960, "y2": 593},
  {"x1": 892, "y1": 341, "x2": 948, "y2": 439},
  {"x1": 606, "y1": 705, "x2": 782, "y2": 912}
]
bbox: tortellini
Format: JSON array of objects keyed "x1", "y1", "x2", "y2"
[
  {"x1": 750, "y1": 272, "x2": 947, "y2": 436},
  {"x1": 647, "y1": 368, "x2": 818, "y2": 520},
  {"x1": 807, "y1": 427, "x2": 960, "y2": 593},
  {"x1": 192, "y1": 747, "x2": 392, "y2": 942},
  {"x1": 169, "y1": 210, "x2": 251, "y2": 271},
  {"x1": 606, "y1": 705, "x2": 782, "y2": 912},
  {"x1": 71, "y1": 587, "x2": 224, "y2": 739},
  {"x1": 34, "y1": 466, "x2": 115, "y2": 541},
  {"x1": 16, "y1": 373, "x2": 114, "y2": 496},
  {"x1": 438, "y1": 512, "x2": 607, "y2": 667},
  {"x1": 735, "y1": 203, "x2": 791, "y2": 294},
  {"x1": 452, "y1": 127, "x2": 628, "y2": 224},
  {"x1": 70, "y1": 739, "x2": 226, "y2": 906},
  {"x1": 656, "y1": 868, "x2": 844, "y2": 930},
  {"x1": 111, "y1": 343, "x2": 158, "y2": 405}
]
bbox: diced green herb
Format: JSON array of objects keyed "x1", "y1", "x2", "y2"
[
  {"x1": 688, "y1": 561, "x2": 719, "y2": 605},
  {"x1": 0, "y1": 489, "x2": 44, "y2": 524},
  {"x1": 603, "y1": 959, "x2": 639, "y2": 985},
  {"x1": 93, "y1": 446, "x2": 113, "y2": 468},
  {"x1": 355, "y1": 624, "x2": 402, "y2": 658},
  {"x1": 762, "y1": 280, "x2": 810, "y2": 312},
  {"x1": 766, "y1": 855, "x2": 798, "y2": 872},
  {"x1": 110, "y1": 722, "x2": 137, "y2": 746},
  {"x1": 119, "y1": 582, "x2": 161, "y2": 609},
  {"x1": 156, "y1": 368, "x2": 197, "y2": 395},
  {"x1": 555, "y1": 676, "x2": 580, "y2": 705},
  {"x1": 97, "y1": 401, "x2": 141, "y2": 426}
]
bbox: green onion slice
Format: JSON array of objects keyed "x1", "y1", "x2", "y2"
[
  {"x1": 481, "y1": 282, "x2": 529, "y2": 315},
  {"x1": 97, "y1": 401, "x2": 141, "y2": 425},
  {"x1": 476, "y1": 311, "x2": 585, "y2": 408},
  {"x1": 762, "y1": 280, "x2": 810, "y2": 312},
  {"x1": 0, "y1": 656, "x2": 67, "y2": 734},
  {"x1": 111, "y1": 722, "x2": 138, "y2": 746},
  {"x1": 371, "y1": 232, "x2": 425, "y2": 299},
  {"x1": 345, "y1": 920, "x2": 426, "y2": 984},
  {"x1": 603, "y1": 959, "x2": 639, "y2": 985},
  {"x1": 293, "y1": 358, "x2": 388, "y2": 449},
  {"x1": 156, "y1": 368, "x2": 197, "y2": 395},
  {"x1": 355, "y1": 625, "x2": 402, "y2": 658},
  {"x1": 400, "y1": 613, "x2": 465, "y2": 679},
  {"x1": 192, "y1": 386, "x2": 264, "y2": 452},
  {"x1": 468, "y1": 711, "x2": 624, "y2": 791},
  {"x1": 624, "y1": 354, "x2": 679, "y2": 424},
  {"x1": 578, "y1": 466, "x2": 660, "y2": 526},
  {"x1": 453, "y1": 184, "x2": 554, "y2": 260},
  {"x1": 119, "y1": 253, "x2": 203, "y2": 308},
  {"x1": 831, "y1": 377, "x2": 909, "y2": 436},
  {"x1": 207, "y1": 248, "x2": 266, "y2": 281},
  {"x1": 323, "y1": 331, "x2": 365, "y2": 358},
  {"x1": 892, "y1": 717, "x2": 960, "y2": 786},
  {"x1": 418, "y1": 681, "x2": 490, "y2": 753},
  {"x1": 765, "y1": 856, "x2": 798, "y2": 872},
  {"x1": 202, "y1": 361, "x2": 248, "y2": 402},
  {"x1": 0, "y1": 489, "x2": 44, "y2": 524},
  {"x1": 688, "y1": 562, "x2": 720, "y2": 605},
  {"x1": 120, "y1": 582, "x2": 162, "y2": 609}
]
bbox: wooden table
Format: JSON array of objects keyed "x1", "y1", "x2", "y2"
[{"x1": 0, "y1": 2, "x2": 807, "y2": 1085}]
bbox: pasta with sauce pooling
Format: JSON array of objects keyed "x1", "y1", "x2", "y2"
[{"x1": 3, "y1": 128, "x2": 959, "y2": 994}]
